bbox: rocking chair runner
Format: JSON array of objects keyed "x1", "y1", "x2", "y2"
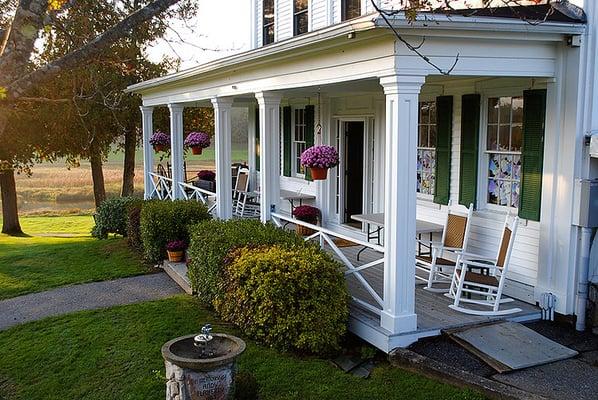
[
  {"x1": 415, "y1": 203, "x2": 474, "y2": 291},
  {"x1": 447, "y1": 214, "x2": 522, "y2": 316}
]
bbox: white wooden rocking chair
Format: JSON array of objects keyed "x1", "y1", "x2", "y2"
[
  {"x1": 232, "y1": 168, "x2": 260, "y2": 218},
  {"x1": 415, "y1": 203, "x2": 474, "y2": 292},
  {"x1": 447, "y1": 214, "x2": 522, "y2": 316}
]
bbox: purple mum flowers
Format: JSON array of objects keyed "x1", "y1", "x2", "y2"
[
  {"x1": 149, "y1": 131, "x2": 170, "y2": 146},
  {"x1": 300, "y1": 145, "x2": 339, "y2": 169},
  {"x1": 184, "y1": 132, "x2": 211, "y2": 149}
]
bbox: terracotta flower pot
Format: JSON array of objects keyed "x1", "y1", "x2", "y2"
[
  {"x1": 295, "y1": 218, "x2": 317, "y2": 236},
  {"x1": 167, "y1": 250, "x2": 185, "y2": 262},
  {"x1": 154, "y1": 144, "x2": 166, "y2": 153},
  {"x1": 309, "y1": 167, "x2": 328, "y2": 180},
  {"x1": 191, "y1": 146, "x2": 203, "y2": 155}
]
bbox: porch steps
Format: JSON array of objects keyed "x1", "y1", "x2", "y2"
[
  {"x1": 162, "y1": 261, "x2": 192, "y2": 295},
  {"x1": 447, "y1": 321, "x2": 578, "y2": 373}
]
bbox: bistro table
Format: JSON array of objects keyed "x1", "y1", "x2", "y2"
[{"x1": 351, "y1": 213, "x2": 444, "y2": 260}]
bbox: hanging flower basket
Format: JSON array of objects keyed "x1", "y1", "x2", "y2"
[
  {"x1": 166, "y1": 240, "x2": 187, "y2": 262},
  {"x1": 184, "y1": 132, "x2": 211, "y2": 155},
  {"x1": 300, "y1": 145, "x2": 339, "y2": 181},
  {"x1": 292, "y1": 205, "x2": 319, "y2": 236},
  {"x1": 150, "y1": 131, "x2": 170, "y2": 153}
]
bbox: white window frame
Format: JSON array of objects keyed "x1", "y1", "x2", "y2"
[
  {"x1": 416, "y1": 99, "x2": 437, "y2": 201},
  {"x1": 291, "y1": 107, "x2": 307, "y2": 178},
  {"x1": 478, "y1": 90, "x2": 525, "y2": 214}
]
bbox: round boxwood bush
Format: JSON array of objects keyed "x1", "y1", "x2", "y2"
[
  {"x1": 214, "y1": 245, "x2": 349, "y2": 354},
  {"x1": 140, "y1": 200, "x2": 211, "y2": 263},
  {"x1": 187, "y1": 219, "x2": 305, "y2": 306},
  {"x1": 91, "y1": 196, "x2": 140, "y2": 239}
]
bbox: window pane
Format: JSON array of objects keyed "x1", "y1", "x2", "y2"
[
  {"x1": 488, "y1": 179, "x2": 500, "y2": 205},
  {"x1": 429, "y1": 102, "x2": 437, "y2": 124},
  {"x1": 488, "y1": 153, "x2": 500, "y2": 178},
  {"x1": 488, "y1": 98, "x2": 499, "y2": 123},
  {"x1": 263, "y1": 0, "x2": 274, "y2": 22},
  {"x1": 294, "y1": 0, "x2": 308, "y2": 12},
  {"x1": 420, "y1": 102, "x2": 429, "y2": 124},
  {"x1": 487, "y1": 124, "x2": 498, "y2": 151},
  {"x1": 294, "y1": 11, "x2": 308, "y2": 35},
  {"x1": 342, "y1": 0, "x2": 361, "y2": 21},
  {"x1": 511, "y1": 124, "x2": 522, "y2": 151},
  {"x1": 428, "y1": 124, "x2": 437, "y2": 147},
  {"x1": 511, "y1": 182, "x2": 520, "y2": 208},
  {"x1": 512, "y1": 155, "x2": 522, "y2": 181},
  {"x1": 499, "y1": 124, "x2": 510, "y2": 151},
  {"x1": 418, "y1": 125, "x2": 428, "y2": 147},
  {"x1": 499, "y1": 97, "x2": 512, "y2": 124},
  {"x1": 264, "y1": 25, "x2": 274, "y2": 45},
  {"x1": 512, "y1": 97, "x2": 523, "y2": 123}
]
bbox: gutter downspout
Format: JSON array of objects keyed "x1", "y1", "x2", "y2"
[{"x1": 576, "y1": 227, "x2": 593, "y2": 330}]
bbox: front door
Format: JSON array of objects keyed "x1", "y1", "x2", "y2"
[{"x1": 344, "y1": 121, "x2": 364, "y2": 226}]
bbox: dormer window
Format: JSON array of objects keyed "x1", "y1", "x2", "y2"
[
  {"x1": 263, "y1": 0, "x2": 275, "y2": 45},
  {"x1": 293, "y1": 0, "x2": 308, "y2": 36},
  {"x1": 342, "y1": 0, "x2": 361, "y2": 21}
]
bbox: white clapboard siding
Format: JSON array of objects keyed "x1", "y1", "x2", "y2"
[
  {"x1": 311, "y1": 0, "x2": 329, "y2": 31},
  {"x1": 277, "y1": 0, "x2": 294, "y2": 41},
  {"x1": 257, "y1": 0, "x2": 263, "y2": 47}
]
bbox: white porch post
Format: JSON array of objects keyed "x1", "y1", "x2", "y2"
[
  {"x1": 211, "y1": 97, "x2": 234, "y2": 219},
  {"x1": 379, "y1": 74, "x2": 425, "y2": 334},
  {"x1": 140, "y1": 106, "x2": 154, "y2": 199},
  {"x1": 247, "y1": 103, "x2": 257, "y2": 191},
  {"x1": 255, "y1": 92, "x2": 281, "y2": 222},
  {"x1": 168, "y1": 103, "x2": 185, "y2": 200}
]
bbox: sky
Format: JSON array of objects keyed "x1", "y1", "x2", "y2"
[{"x1": 149, "y1": 0, "x2": 585, "y2": 71}]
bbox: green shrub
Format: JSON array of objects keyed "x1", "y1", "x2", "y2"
[
  {"x1": 126, "y1": 200, "x2": 145, "y2": 253},
  {"x1": 140, "y1": 200, "x2": 211, "y2": 263},
  {"x1": 215, "y1": 245, "x2": 349, "y2": 354},
  {"x1": 91, "y1": 196, "x2": 139, "y2": 239},
  {"x1": 187, "y1": 219, "x2": 304, "y2": 305}
]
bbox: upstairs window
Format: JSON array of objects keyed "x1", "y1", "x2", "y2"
[
  {"x1": 417, "y1": 101, "x2": 437, "y2": 195},
  {"x1": 342, "y1": 0, "x2": 361, "y2": 21},
  {"x1": 294, "y1": 0, "x2": 308, "y2": 36},
  {"x1": 293, "y1": 108, "x2": 307, "y2": 176},
  {"x1": 263, "y1": 0, "x2": 275, "y2": 45}
]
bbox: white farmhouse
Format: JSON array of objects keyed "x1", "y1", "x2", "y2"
[{"x1": 128, "y1": 0, "x2": 598, "y2": 352}]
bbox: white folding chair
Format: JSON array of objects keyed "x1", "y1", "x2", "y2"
[
  {"x1": 232, "y1": 168, "x2": 260, "y2": 218},
  {"x1": 447, "y1": 214, "x2": 522, "y2": 316},
  {"x1": 415, "y1": 203, "x2": 474, "y2": 292}
]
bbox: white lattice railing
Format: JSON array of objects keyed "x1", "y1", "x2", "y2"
[
  {"x1": 178, "y1": 181, "x2": 217, "y2": 213},
  {"x1": 149, "y1": 172, "x2": 173, "y2": 200},
  {"x1": 271, "y1": 212, "x2": 385, "y2": 316}
]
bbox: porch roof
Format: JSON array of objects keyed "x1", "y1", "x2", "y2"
[{"x1": 126, "y1": 9, "x2": 585, "y2": 97}]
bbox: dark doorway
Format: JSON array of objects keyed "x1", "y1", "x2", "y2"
[{"x1": 344, "y1": 121, "x2": 364, "y2": 226}]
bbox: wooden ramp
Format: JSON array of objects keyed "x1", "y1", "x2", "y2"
[{"x1": 448, "y1": 321, "x2": 578, "y2": 373}]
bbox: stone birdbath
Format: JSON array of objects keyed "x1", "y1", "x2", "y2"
[{"x1": 162, "y1": 325, "x2": 246, "y2": 400}]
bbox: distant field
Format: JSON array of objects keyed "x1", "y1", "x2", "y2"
[{"x1": 2, "y1": 145, "x2": 248, "y2": 215}]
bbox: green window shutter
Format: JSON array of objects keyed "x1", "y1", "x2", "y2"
[
  {"x1": 519, "y1": 89, "x2": 546, "y2": 222},
  {"x1": 283, "y1": 106, "x2": 292, "y2": 177},
  {"x1": 433, "y1": 96, "x2": 453, "y2": 205},
  {"x1": 459, "y1": 94, "x2": 481, "y2": 208},
  {"x1": 304, "y1": 105, "x2": 315, "y2": 181},
  {"x1": 255, "y1": 107, "x2": 260, "y2": 171}
]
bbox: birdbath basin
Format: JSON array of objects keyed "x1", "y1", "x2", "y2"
[{"x1": 162, "y1": 333, "x2": 246, "y2": 400}]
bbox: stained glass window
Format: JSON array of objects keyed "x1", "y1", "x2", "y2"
[
  {"x1": 417, "y1": 101, "x2": 437, "y2": 195},
  {"x1": 293, "y1": 108, "x2": 307, "y2": 176},
  {"x1": 486, "y1": 96, "x2": 523, "y2": 208}
]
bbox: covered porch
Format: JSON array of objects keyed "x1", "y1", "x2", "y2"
[{"x1": 128, "y1": 14, "x2": 583, "y2": 351}]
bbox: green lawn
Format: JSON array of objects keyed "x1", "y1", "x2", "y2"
[
  {"x1": 0, "y1": 216, "x2": 151, "y2": 300},
  {"x1": 0, "y1": 295, "x2": 482, "y2": 400}
]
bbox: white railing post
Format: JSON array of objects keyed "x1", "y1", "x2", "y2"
[
  {"x1": 379, "y1": 74, "x2": 425, "y2": 334},
  {"x1": 140, "y1": 106, "x2": 154, "y2": 199},
  {"x1": 255, "y1": 92, "x2": 282, "y2": 223},
  {"x1": 168, "y1": 103, "x2": 185, "y2": 200},
  {"x1": 212, "y1": 97, "x2": 234, "y2": 220}
]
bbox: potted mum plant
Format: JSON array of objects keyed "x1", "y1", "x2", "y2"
[
  {"x1": 300, "y1": 145, "x2": 339, "y2": 180},
  {"x1": 150, "y1": 131, "x2": 170, "y2": 153},
  {"x1": 292, "y1": 205, "x2": 319, "y2": 236},
  {"x1": 195, "y1": 170, "x2": 216, "y2": 192},
  {"x1": 166, "y1": 240, "x2": 187, "y2": 262},
  {"x1": 184, "y1": 131, "x2": 211, "y2": 155}
]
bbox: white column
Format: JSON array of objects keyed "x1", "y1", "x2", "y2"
[
  {"x1": 212, "y1": 97, "x2": 234, "y2": 220},
  {"x1": 140, "y1": 106, "x2": 154, "y2": 199},
  {"x1": 247, "y1": 103, "x2": 257, "y2": 191},
  {"x1": 255, "y1": 92, "x2": 282, "y2": 222},
  {"x1": 168, "y1": 104, "x2": 185, "y2": 200},
  {"x1": 379, "y1": 74, "x2": 425, "y2": 334}
]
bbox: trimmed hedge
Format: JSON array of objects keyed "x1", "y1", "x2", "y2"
[
  {"x1": 187, "y1": 219, "x2": 305, "y2": 305},
  {"x1": 91, "y1": 196, "x2": 140, "y2": 239},
  {"x1": 215, "y1": 245, "x2": 349, "y2": 354},
  {"x1": 140, "y1": 200, "x2": 211, "y2": 263}
]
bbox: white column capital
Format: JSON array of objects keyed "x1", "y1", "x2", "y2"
[
  {"x1": 379, "y1": 75, "x2": 426, "y2": 95},
  {"x1": 255, "y1": 92, "x2": 282, "y2": 106},
  {"x1": 211, "y1": 97, "x2": 235, "y2": 108},
  {"x1": 168, "y1": 103, "x2": 185, "y2": 113},
  {"x1": 140, "y1": 106, "x2": 154, "y2": 114}
]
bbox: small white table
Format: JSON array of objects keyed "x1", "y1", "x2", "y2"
[
  {"x1": 351, "y1": 213, "x2": 444, "y2": 260},
  {"x1": 252, "y1": 189, "x2": 316, "y2": 214}
]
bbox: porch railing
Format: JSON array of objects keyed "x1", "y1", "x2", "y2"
[
  {"x1": 178, "y1": 181, "x2": 217, "y2": 213},
  {"x1": 149, "y1": 172, "x2": 173, "y2": 200},
  {"x1": 271, "y1": 212, "x2": 385, "y2": 316}
]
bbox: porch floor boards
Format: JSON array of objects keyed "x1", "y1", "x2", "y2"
[{"x1": 324, "y1": 242, "x2": 541, "y2": 336}]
